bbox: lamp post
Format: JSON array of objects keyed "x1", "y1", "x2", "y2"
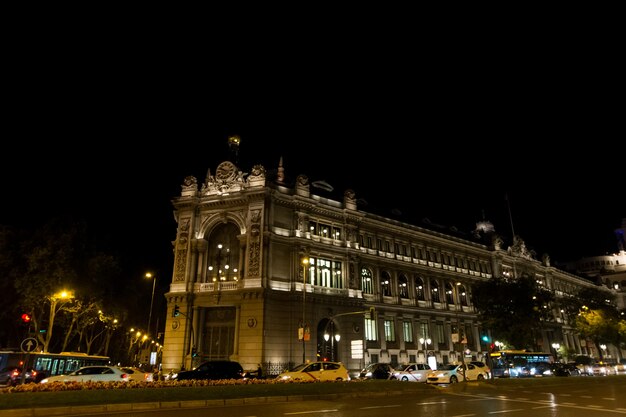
[
  {"x1": 146, "y1": 273, "x2": 157, "y2": 337},
  {"x1": 600, "y1": 344, "x2": 607, "y2": 361},
  {"x1": 551, "y1": 342, "x2": 561, "y2": 362},
  {"x1": 43, "y1": 290, "x2": 74, "y2": 353},
  {"x1": 452, "y1": 281, "x2": 466, "y2": 380},
  {"x1": 323, "y1": 318, "x2": 341, "y2": 361},
  {"x1": 301, "y1": 258, "x2": 309, "y2": 363}
]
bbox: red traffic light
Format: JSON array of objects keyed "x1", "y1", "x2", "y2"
[{"x1": 21, "y1": 313, "x2": 32, "y2": 323}]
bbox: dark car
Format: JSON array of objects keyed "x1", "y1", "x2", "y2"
[
  {"x1": 549, "y1": 363, "x2": 571, "y2": 377},
  {"x1": 359, "y1": 363, "x2": 394, "y2": 379},
  {"x1": 175, "y1": 360, "x2": 244, "y2": 381},
  {"x1": 0, "y1": 366, "x2": 38, "y2": 386}
]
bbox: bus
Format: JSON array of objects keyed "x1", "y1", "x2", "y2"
[
  {"x1": 489, "y1": 350, "x2": 555, "y2": 377},
  {"x1": 0, "y1": 351, "x2": 111, "y2": 382}
]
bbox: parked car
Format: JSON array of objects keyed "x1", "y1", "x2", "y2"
[
  {"x1": 391, "y1": 363, "x2": 431, "y2": 382},
  {"x1": 426, "y1": 363, "x2": 489, "y2": 384},
  {"x1": 118, "y1": 366, "x2": 153, "y2": 382},
  {"x1": 175, "y1": 360, "x2": 245, "y2": 381},
  {"x1": 277, "y1": 361, "x2": 350, "y2": 382},
  {"x1": 359, "y1": 363, "x2": 395, "y2": 380},
  {"x1": 0, "y1": 366, "x2": 38, "y2": 386},
  {"x1": 40, "y1": 365, "x2": 130, "y2": 383}
]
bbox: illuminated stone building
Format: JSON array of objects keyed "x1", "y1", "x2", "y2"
[{"x1": 160, "y1": 157, "x2": 616, "y2": 374}]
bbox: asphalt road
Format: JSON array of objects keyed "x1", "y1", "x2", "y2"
[{"x1": 6, "y1": 375, "x2": 625, "y2": 417}]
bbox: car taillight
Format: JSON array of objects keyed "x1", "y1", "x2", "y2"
[
  {"x1": 31, "y1": 370, "x2": 37, "y2": 377},
  {"x1": 121, "y1": 374, "x2": 128, "y2": 379},
  {"x1": 11, "y1": 370, "x2": 19, "y2": 377}
]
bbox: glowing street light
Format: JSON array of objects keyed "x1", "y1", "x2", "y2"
[
  {"x1": 145, "y1": 273, "x2": 157, "y2": 337},
  {"x1": 300, "y1": 258, "x2": 310, "y2": 363},
  {"x1": 43, "y1": 290, "x2": 74, "y2": 352},
  {"x1": 419, "y1": 337, "x2": 432, "y2": 352},
  {"x1": 551, "y1": 343, "x2": 561, "y2": 361},
  {"x1": 323, "y1": 319, "x2": 341, "y2": 361}
]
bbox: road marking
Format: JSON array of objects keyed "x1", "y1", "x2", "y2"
[
  {"x1": 604, "y1": 398, "x2": 617, "y2": 401},
  {"x1": 360, "y1": 405, "x2": 401, "y2": 409},
  {"x1": 450, "y1": 414, "x2": 476, "y2": 417},
  {"x1": 285, "y1": 410, "x2": 338, "y2": 415},
  {"x1": 417, "y1": 401, "x2": 447, "y2": 405},
  {"x1": 447, "y1": 392, "x2": 626, "y2": 414},
  {"x1": 488, "y1": 409, "x2": 524, "y2": 414}
]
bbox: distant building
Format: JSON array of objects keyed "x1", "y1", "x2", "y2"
[
  {"x1": 160, "y1": 158, "x2": 620, "y2": 374},
  {"x1": 559, "y1": 218, "x2": 626, "y2": 310}
]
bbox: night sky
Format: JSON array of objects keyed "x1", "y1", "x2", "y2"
[{"x1": 2, "y1": 68, "x2": 623, "y2": 328}]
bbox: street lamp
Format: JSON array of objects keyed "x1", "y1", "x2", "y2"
[
  {"x1": 44, "y1": 290, "x2": 74, "y2": 352},
  {"x1": 600, "y1": 344, "x2": 607, "y2": 360},
  {"x1": 452, "y1": 281, "x2": 466, "y2": 379},
  {"x1": 301, "y1": 258, "x2": 310, "y2": 363},
  {"x1": 551, "y1": 343, "x2": 561, "y2": 362},
  {"x1": 145, "y1": 272, "x2": 157, "y2": 337},
  {"x1": 323, "y1": 319, "x2": 341, "y2": 361}
]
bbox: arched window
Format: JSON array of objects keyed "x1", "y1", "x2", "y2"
[
  {"x1": 431, "y1": 280, "x2": 440, "y2": 303},
  {"x1": 458, "y1": 285, "x2": 468, "y2": 306},
  {"x1": 207, "y1": 222, "x2": 241, "y2": 282},
  {"x1": 361, "y1": 267, "x2": 373, "y2": 294},
  {"x1": 415, "y1": 277, "x2": 425, "y2": 300},
  {"x1": 381, "y1": 271, "x2": 392, "y2": 296},
  {"x1": 445, "y1": 282, "x2": 454, "y2": 304},
  {"x1": 398, "y1": 274, "x2": 408, "y2": 298}
]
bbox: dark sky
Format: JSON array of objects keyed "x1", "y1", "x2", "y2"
[
  {"x1": 2, "y1": 57, "x2": 624, "y2": 323},
  {"x1": 3, "y1": 125, "x2": 622, "y2": 271}
]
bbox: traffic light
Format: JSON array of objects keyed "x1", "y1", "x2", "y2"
[
  {"x1": 21, "y1": 313, "x2": 32, "y2": 323},
  {"x1": 173, "y1": 305, "x2": 180, "y2": 317},
  {"x1": 489, "y1": 343, "x2": 496, "y2": 353}
]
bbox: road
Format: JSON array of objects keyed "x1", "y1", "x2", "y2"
[{"x1": 57, "y1": 376, "x2": 626, "y2": 417}]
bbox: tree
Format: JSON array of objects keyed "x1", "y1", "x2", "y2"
[
  {"x1": 59, "y1": 299, "x2": 100, "y2": 352},
  {"x1": 4, "y1": 218, "x2": 126, "y2": 354},
  {"x1": 472, "y1": 274, "x2": 555, "y2": 350},
  {"x1": 575, "y1": 309, "x2": 617, "y2": 361},
  {"x1": 560, "y1": 286, "x2": 617, "y2": 322}
]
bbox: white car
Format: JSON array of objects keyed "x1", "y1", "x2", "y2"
[
  {"x1": 118, "y1": 367, "x2": 154, "y2": 382},
  {"x1": 391, "y1": 363, "x2": 432, "y2": 382},
  {"x1": 277, "y1": 361, "x2": 350, "y2": 382},
  {"x1": 40, "y1": 366, "x2": 130, "y2": 383},
  {"x1": 426, "y1": 363, "x2": 488, "y2": 384}
]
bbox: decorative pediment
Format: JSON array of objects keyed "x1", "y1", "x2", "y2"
[{"x1": 199, "y1": 161, "x2": 265, "y2": 196}]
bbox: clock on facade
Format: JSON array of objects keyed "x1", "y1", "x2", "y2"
[{"x1": 215, "y1": 161, "x2": 236, "y2": 181}]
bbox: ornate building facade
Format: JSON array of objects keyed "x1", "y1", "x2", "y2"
[{"x1": 160, "y1": 158, "x2": 617, "y2": 375}]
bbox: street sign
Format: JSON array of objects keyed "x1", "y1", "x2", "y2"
[{"x1": 21, "y1": 337, "x2": 38, "y2": 353}]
